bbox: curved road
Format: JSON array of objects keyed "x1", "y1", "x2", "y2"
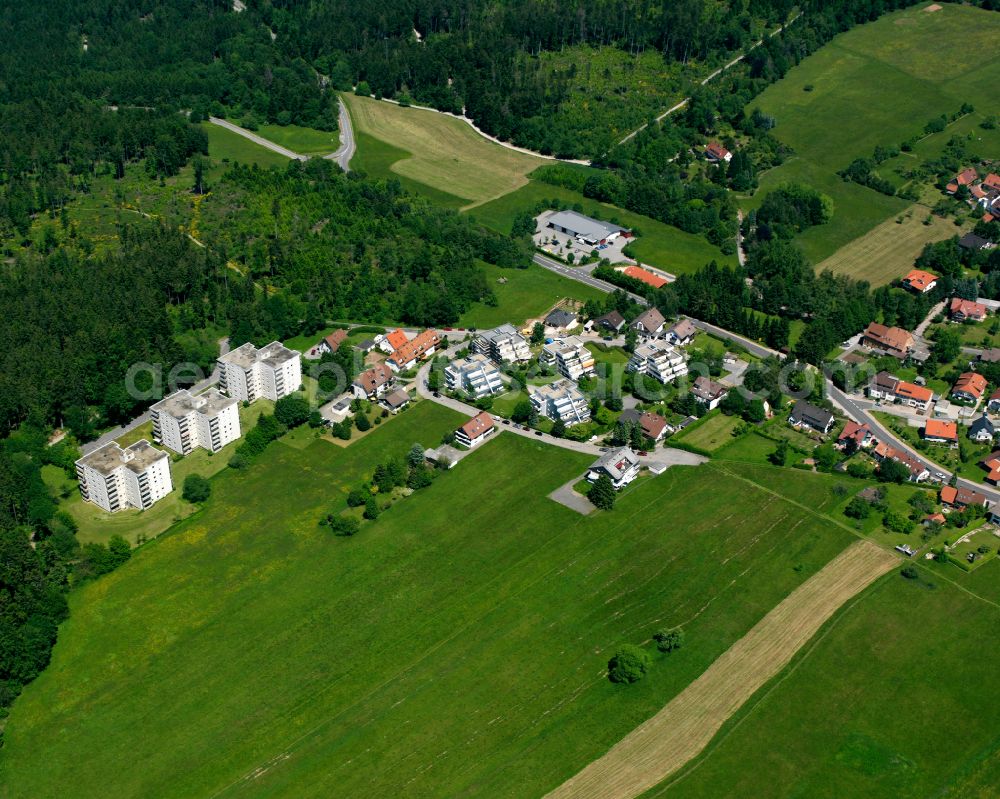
[{"x1": 325, "y1": 98, "x2": 355, "y2": 171}]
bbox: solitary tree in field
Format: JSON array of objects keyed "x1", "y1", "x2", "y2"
[
  {"x1": 654, "y1": 629, "x2": 684, "y2": 654},
  {"x1": 608, "y1": 644, "x2": 650, "y2": 684},
  {"x1": 588, "y1": 474, "x2": 616, "y2": 510},
  {"x1": 182, "y1": 474, "x2": 211, "y2": 503}
]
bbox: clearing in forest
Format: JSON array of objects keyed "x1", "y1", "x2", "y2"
[
  {"x1": 342, "y1": 93, "x2": 545, "y2": 208},
  {"x1": 545, "y1": 540, "x2": 897, "y2": 799},
  {"x1": 815, "y1": 205, "x2": 961, "y2": 286}
]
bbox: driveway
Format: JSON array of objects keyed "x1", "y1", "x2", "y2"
[{"x1": 549, "y1": 480, "x2": 595, "y2": 515}]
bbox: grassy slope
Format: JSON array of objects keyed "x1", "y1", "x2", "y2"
[
  {"x1": 458, "y1": 261, "x2": 607, "y2": 329},
  {"x1": 468, "y1": 179, "x2": 737, "y2": 276},
  {"x1": 256, "y1": 123, "x2": 339, "y2": 156},
  {"x1": 1, "y1": 407, "x2": 855, "y2": 799},
  {"x1": 746, "y1": 3, "x2": 1000, "y2": 267},
  {"x1": 201, "y1": 123, "x2": 291, "y2": 171},
  {"x1": 343, "y1": 93, "x2": 545, "y2": 209},
  {"x1": 814, "y1": 204, "x2": 961, "y2": 286},
  {"x1": 653, "y1": 560, "x2": 1000, "y2": 799}
]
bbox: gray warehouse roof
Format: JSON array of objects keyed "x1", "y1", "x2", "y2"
[{"x1": 547, "y1": 210, "x2": 627, "y2": 241}]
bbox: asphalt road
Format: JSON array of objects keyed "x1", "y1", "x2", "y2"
[
  {"x1": 325, "y1": 98, "x2": 355, "y2": 171},
  {"x1": 208, "y1": 117, "x2": 308, "y2": 161}
]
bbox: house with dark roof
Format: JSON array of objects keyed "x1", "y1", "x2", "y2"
[
  {"x1": 988, "y1": 388, "x2": 1000, "y2": 413},
  {"x1": 544, "y1": 308, "x2": 578, "y2": 330},
  {"x1": 980, "y1": 348, "x2": 1000, "y2": 365},
  {"x1": 380, "y1": 388, "x2": 412, "y2": 413},
  {"x1": 959, "y1": 233, "x2": 991, "y2": 252},
  {"x1": 633, "y1": 307, "x2": 667, "y2": 337},
  {"x1": 969, "y1": 415, "x2": 995, "y2": 443},
  {"x1": 691, "y1": 376, "x2": 727, "y2": 410},
  {"x1": 940, "y1": 485, "x2": 989, "y2": 509},
  {"x1": 594, "y1": 310, "x2": 626, "y2": 333},
  {"x1": 665, "y1": 318, "x2": 696, "y2": 345},
  {"x1": 788, "y1": 400, "x2": 834, "y2": 434}
]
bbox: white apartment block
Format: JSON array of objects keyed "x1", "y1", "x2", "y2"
[
  {"x1": 75, "y1": 440, "x2": 173, "y2": 513},
  {"x1": 529, "y1": 380, "x2": 591, "y2": 426},
  {"x1": 539, "y1": 336, "x2": 596, "y2": 381},
  {"x1": 627, "y1": 340, "x2": 688, "y2": 385},
  {"x1": 472, "y1": 323, "x2": 532, "y2": 364},
  {"x1": 444, "y1": 354, "x2": 505, "y2": 398},
  {"x1": 151, "y1": 388, "x2": 241, "y2": 455},
  {"x1": 218, "y1": 341, "x2": 302, "y2": 403}
]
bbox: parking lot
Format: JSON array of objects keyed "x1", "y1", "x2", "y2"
[{"x1": 533, "y1": 210, "x2": 633, "y2": 265}]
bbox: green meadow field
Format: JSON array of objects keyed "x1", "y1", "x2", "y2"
[
  {"x1": 746, "y1": 3, "x2": 1000, "y2": 268},
  {"x1": 201, "y1": 123, "x2": 291, "y2": 171},
  {"x1": 256, "y1": 123, "x2": 339, "y2": 156},
  {"x1": 655, "y1": 559, "x2": 1000, "y2": 799},
  {"x1": 1, "y1": 403, "x2": 860, "y2": 799}
]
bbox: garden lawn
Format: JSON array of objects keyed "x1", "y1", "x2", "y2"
[
  {"x1": 672, "y1": 413, "x2": 743, "y2": 453},
  {"x1": 343, "y1": 94, "x2": 545, "y2": 209},
  {"x1": 2, "y1": 411, "x2": 856, "y2": 799},
  {"x1": 654, "y1": 559, "x2": 1000, "y2": 799},
  {"x1": 745, "y1": 3, "x2": 1000, "y2": 267},
  {"x1": 458, "y1": 262, "x2": 607, "y2": 329},
  {"x1": 468, "y1": 179, "x2": 736, "y2": 276}
]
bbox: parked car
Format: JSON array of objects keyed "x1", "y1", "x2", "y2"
[{"x1": 535, "y1": 430, "x2": 543, "y2": 437}]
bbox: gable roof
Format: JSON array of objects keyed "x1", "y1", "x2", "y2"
[
  {"x1": 902, "y1": 269, "x2": 938, "y2": 291},
  {"x1": 458, "y1": 411, "x2": 494, "y2": 440},
  {"x1": 639, "y1": 412, "x2": 668, "y2": 439},
  {"x1": 623, "y1": 266, "x2": 668, "y2": 288},
  {"x1": 545, "y1": 308, "x2": 577, "y2": 328},
  {"x1": 547, "y1": 210, "x2": 626, "y2": 241},
  {"x1": 940, "y1": 485, "x2": 988, "y2": 507},
  {"x1": 924, "y1": 418, "x2": 958, "y2": 440},
  {"x1": 691, "y1": 375, "x2": 726, "y2": 400},
  {"x1": 984, "y1": 173, "x2": 1000, "y2": 193},
  {"x1": 389, "y1": 329, "x2": 440, "y2": 367},
  {"x1": 838, "y1": 420, "x2": 872, "y2": 445},
  {"x1": 594, "y1": 310, "x2": 626, "y2": 329},
  {"x1": 959, "y1": 233, "x2": 991, "y2": 251},
  {"x1": 950, "y1": 297, "x2": 987, "y2": 318},
  {"x1": 324, "y1": 329, "x2": 348, "y2": 352},
  {"x1": 705, "y1": 141, "x2": 731, "y2": 160},
  {"x1": 970, "y1": 415, "x2": 994, "y2": 436},
  {"x1": 895, "y1": 381, "x2": 933, "y2": 403},
  {"x1": 790, "y1": 400, "x2": 834, "y2": 429},
  {"x1": 952, "y1": 371, "x2": 988, "y2": 399},
  {"x1": 385, "y1": 328, "x2": 409, "y2": 351},
  {"x1": 633, "y1": 307, "x2": 667, "y2": 332},
  {"x1": 863, "y1": 323, "x2": 914, "y2": 354},
  {"x1": 354, "y1": 363, "x2": 393, "y2": 393},
  {"x1": 667, "y1": 318, "x2": 696, "y2": 339},
  {"x1": 381, "y1": 388, "x2": 411, "y2": 409}
]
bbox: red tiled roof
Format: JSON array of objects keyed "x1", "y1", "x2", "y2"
[
  {"x1": 941, "y1": 485, "x2": 988, "y2": 507},
  {"x1": 954, "y1": 167, "x2": 978, "y2": 187},
  {"x1": 895, "y1": 381, "x2": 933, "y2": 403},
  {"x1": 924, "y1": 419, "x2": 958, "y2": 441},
  {"x1": 863, "y1": 323, "x2": 914, "y2": 354},
  {"x1": 389, "y1": 329, "x2": 440, "y2": 367},
  {"x1": 950, "y1": 297, "x2": 988, "y2": 319},
  {"x1": 385, "y1": 328, "x2": 409, "y2": 351},
  {"x1": 705, "y1": 141, "x2": 731, "y2": 160},
  {"x1": 952, "y1": 371, "x2": 988, "y2": 400},
  {"x1": 902, "y1": 269, "x2": 938, "y2": 291},
  {"x1": 324, "y1": 329, "x2": 348, "y2": 352},
  {"x1": 623, "y1": 266, "x2": 668, "y2": 288},
  {"x1": 639, "y1": 412, "x2": 668, "y2": 439},
  {"x1": 354, "y1": 363, "x2": 393, "y2": 393},
  {"x1": 458, "y1": 411, "x2": 493, "y2": 439},
  {"x1": 838, "y1": 420, "x2": 872, "y2": 445},
  {"x1": 984, "y1": 173, "x2": 1000, "y2": 193}
]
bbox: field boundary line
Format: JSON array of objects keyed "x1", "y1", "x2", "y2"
[{"x1": 543, "y1": 540, "x2": 896, "y2": 799}]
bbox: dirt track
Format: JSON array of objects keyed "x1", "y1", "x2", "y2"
[{"x1": 544, "y1": 540, "x2": 897, "y2": 799}]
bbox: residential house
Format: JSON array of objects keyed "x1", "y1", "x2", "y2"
[
  {"x1": 380, "y1": 328, "x2": 410, "y2": 355},
  {"x1": 617, "y1": 408, "x2": 670, "y2": 441},
  {"x1": 837, "y1": 420, "x2": 876, "y2": 450},
  {"x1": 587, "y1": 447, "x2": 641, "y2": 489},
  {"x1": 950, "y1": 297, "x2": 988, "y2": 322},
  {"x1": 861, "y1": 323, "x2": 914, "y2": 358},
  {"x1": 317, "y1": 329, "x2": 348, "y2": 354},
  {"x1": 217, "y1": 341, "x2": 302, "y2": 403},
  {"x1": 529, "y1": 380, "x2": 591, "y2": 426},
  {"x1": 988, "y1": 388, "x2": 1000, "y2": 413},
  {"x1": 424, "y1": 444, "x2": 461, "y2": 469},
  {"x1": 472, "y1": 323, "x2": 531, "y2": 364},
  {"x1": 380, "y1": 388, "x2": 411, "y2": 414},
  {"x1": 788, "y1": 400, "x2": 834, "y2": 434},
  {"x1": 665, "y1": 318, "x2": 697, "y2": 346},
  {"x1": 691, "y1": 376, "x2": 727, "y2": 410},
  {"x1": 75, "y1": 440, "x2": 173, "y2": 513},
  {"x1": 959, "y1": 233, "x2": 992, "y2": 252},
  {"x1": 540, "y1": 336, "x2": 596, "y2": 381},
  {"x1": 387, "y1": 329, "x2": 440, "y2": 372},
  {"x1": 969, "y1": 415, "x2": 995, "y2": 443},
  {"x1": 940, "y1": 485, "x2": 989, "y2": 509},
  {"x1": 356, "y1": 338, "x2": 377, "y2": 354},
  {"x1": 950, "y1": 372, "x2": 988, "y2": 404},
  {"x1": 901, "y1": 269, "x2": 938, "y2": 294},
  {"x1": 867, "y1": 372, "x2": 933, "y2": 411},
  {"x1": 547, "y1": 210, "x2": 629, "y2": 245},
  {"x1": 622, "y1": 266, "x2": 668, "y2": 289},
  {"x1": 705, "y1": 141, "x2": 733, "y2": 163},
  {"x1": 544, "y1": 308, "x2": 578, "y2": 331},
  {"x1": 633, "y1": 308, "x2": 668, "y2": 338},
  {"x1": 594, "y1": 310, "x2": 626, "y2": 333},
  {"x1": 627, "y1": 339, "x2": 688, "y2": 385},
  {"x1": 873, "y1": 441, "x2": 930, "y2": 482},
  {"x1": 947, "y1": 167, "x2": 978, "y2": 194},
  {"x1": 150, "y1": 388, "x2": 241, "y2": 455},
  {"x1": 455, "y1": 411, "x2": 495, "y2": 448},
  {"x1": 444, "y1": 353, "x2": 505, "y2": 398},
  {"x1": 923, "y1": 418, "x2": 958, "y2": 444},
  {"x1": 352, "y1": 363, "x2": 394, "y2": 399},
  {"x1": 982, "y1": 450, "x2": 1000, "y2": 484}
]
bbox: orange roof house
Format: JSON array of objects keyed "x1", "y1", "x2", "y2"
[
  {"x1": 455, "y1": 411, "x2": 495, "y2": 447},
  {"x1": 838, "y1": 420, "x2": 875, "y2": 449},
  {"x1": 940, "y1": 485, "x2": 988, "y2": 508},
  {"x1": 385, "y1": 328, "x2": 409, "y2": 352},
  {"x1": 923, "y1": 418, "x2": 958, "y2": 443},
  {"x1": 387, "y1": 329, "x2": 440, "y2": 371},
  {"x1": 705, "y1": 141, "x2": 732, "y2": 163},
  {"x1": 861, "y1": 323, "x2": 914, "y2": 358},
  {"x1": 622, "y1": 266, "x2": 668, "y2": 289},
  {"x1": 951, "y1": 371, "x2": 988, "y2": 402},
  {"x1": 984, "y1": 173, "x2": 1000, "y2": 193},
  {"x1": 895, "y1": 381, "x2": 933, "y2": 405},
  {"x1": 950, "y1": 297, "x2": 988, "y2": 322},
  {"x1": 323, "y1": 329, "x2": 348, "y2": 352},
  {"x1": 946, "y1": 167, "x2": 978, "y2": 193},
  {"x1": 901, "y1": 269, "x2": 938, "y2": 293},
  {"x1": 982, "y1": 451, "x2": 1000, "y2": 484}
]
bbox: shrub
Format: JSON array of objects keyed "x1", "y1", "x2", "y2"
[
  {"x1": 653, "y1": 629, "x2": 684, "y2": 653},
  {"x1": 900, "y1": 566, "x2": 918, "y2": 580},
  {"x1": 363, "y1": 496, "x2": 380, "y2": 520},
  {"x1": 608, "y1": 644, "x2": 650, "y2": 684},
  {"x1": 322, "y1": 515, "x2": 360, "y2": 537}
]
